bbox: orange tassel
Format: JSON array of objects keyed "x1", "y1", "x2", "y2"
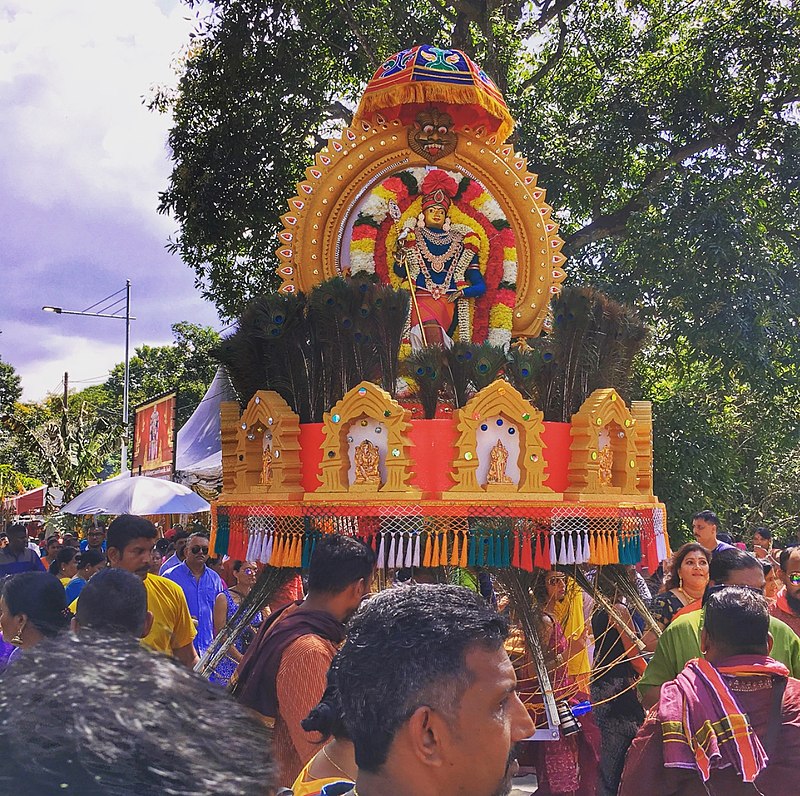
[
  {"x1": 423, "y1": 530, "x2": 433, "y2": 567},
  {"x1": 450, "y1": 531, "x2": 460, "y2": 566}
]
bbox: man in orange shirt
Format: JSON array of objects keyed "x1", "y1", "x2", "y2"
[{"x1": 235, "y1": 534, "x2": 375, "y2": 787}]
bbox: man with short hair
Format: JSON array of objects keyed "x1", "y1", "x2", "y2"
[
  {"x1": 61, "y1": 533, "x2": 79, "y2": 549},
  {"x1": 70, "y1": 515, "x2": 198, "y2": 667},
  {"x1": 158, "y1": 527, "x2": 189, "y2": 575},
  {"x1": 770, "y1": 545, "x2": 800, "y2": 637},
  {"x1": 236, "y1": 534, "x2": 376, "y2": 787},
  {"x1": 163, "y1": 532, "x2": 225, "y2": 656},
  {"x1": 692, "y1": 510, "x2": 734, "y2": 555},
  {"x1": 621, "y1": 587, "x2": 800, "y2": 795},
  {"x1": 0, "y1": 524, "x2": 46, "y2": 577},
  {"x1": 752, "y1": 526, "x2": 773, "y2": 560},
  {"x1": 73, "y1": 567, "x2": 153, "y2": 639},
  {"x1": 80, "y1": 524, "x2": 106, "y2": 553},
  {"x1": 0, "y1": 628, "x2": 275, "y2": 794},
  {"x1": 336, "y1": 584, "x2": 535, "y2": 796},
  {"x1": 639, "y1": 548, "x2": 800, "y2": 708}
]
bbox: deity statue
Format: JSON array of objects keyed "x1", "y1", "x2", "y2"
[
  {"x1": 393, "y1": 171, "x2": 486, "y2": 348},
  {"x1": 598, "y1": 444, "x2": 614, "y2": 488},
  {"x1": 147, "y1": 408, "x2": 160, "y2": 461},
  {"x1": 354, "y1": 439, "x2": 381, "y2": 485},
  {"x1": 486, "y1": 439, "x2": 513, "y2": 485},
  {"x1": 260, "y1": 441, "x2": 273, "y2": 486}
]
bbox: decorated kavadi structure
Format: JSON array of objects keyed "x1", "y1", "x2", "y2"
[{"x1": 205, "y1": 45, "x2": 670, "y2": 739}]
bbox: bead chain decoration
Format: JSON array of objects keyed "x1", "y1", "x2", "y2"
[{"x1": 416, "y1": 226, "x2": 463, "y2": 273}]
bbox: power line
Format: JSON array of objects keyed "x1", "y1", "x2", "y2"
[{"x1": 81, "y1": 286, "x2": 126, "y2": 315}]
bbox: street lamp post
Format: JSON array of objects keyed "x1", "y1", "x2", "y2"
[{"x1": 42, "y1": 279, "x2": 135, "y2": 473}]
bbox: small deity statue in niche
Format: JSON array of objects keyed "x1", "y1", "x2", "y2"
[
  {"x1": 393, "y1": 170, "x2": 485, "y2": 348},
  {"x1": 260, "y1": 439, "x2": 273, "y2": 486},
  {"x1": 486, "y1": 439, "x2": 513, "y2": 485},
  {"x1": 354, "y1": 439, "x2": 381, "y2": 485},
  {"x1": 598, "y1": 444, "x2": 614, "y2": 488}
]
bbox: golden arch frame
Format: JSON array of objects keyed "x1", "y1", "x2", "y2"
[
  {"x1": 447, "y1": 379, "x2": 557, "y2": 500},
  {"x1": 228, "y1": 390, "x2": 303, "y2": 501},
  {"x1": 566, "y1": 388, "x2": 654, "y2": 502},
  {"x1": 310, "y1": 381, "x2": 420, "y2": 499},
  {"x1": 275, "y1": 119, "x2": 566, "y2": 338}
]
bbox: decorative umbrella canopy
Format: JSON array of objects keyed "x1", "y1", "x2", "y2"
[
  {"x1": 353, "y1": 45, "x2": 514, "y2": 141},
  {"x1": 60, "y1": 476, "x2": 210, "y2": 516}
]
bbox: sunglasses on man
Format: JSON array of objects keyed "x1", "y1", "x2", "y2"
[
  {"x1": 788, "y1": 573, "x2": 800, "y2": 585},
  {"x1": 189, "y1": 545, "x2": 209, "y2": 555}
]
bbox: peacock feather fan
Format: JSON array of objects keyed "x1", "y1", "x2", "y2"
[
  {"x1": 442, "y1": 342, "x2": 478, "y2": 409},
  {"x1": 470, "y1": 343, "x2": 507, "y2": 392},
  {"x1": 401, "y1": 346, "x2": 445, "y2": 419}
]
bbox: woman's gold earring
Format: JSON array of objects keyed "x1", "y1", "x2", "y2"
[{"x1": 10, "y1": 619, "x2": 25, "y2": 646}]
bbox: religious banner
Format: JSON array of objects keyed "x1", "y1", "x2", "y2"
[{"x1": 132, "y1": 392, "x2": 177, "y2": 479}]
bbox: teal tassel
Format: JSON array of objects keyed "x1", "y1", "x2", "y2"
[
  {"x1": 502, "y1": 531, "x2": 510, "y2": 568},
  {"x1": 215, "y1": 512, "x2": 230, "y2": 557},
  {"x1": 468, "y1": 532, "x2": 477, "y2": 567}
]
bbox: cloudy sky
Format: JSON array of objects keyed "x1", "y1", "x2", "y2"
[{"x1": 1, "y1": 0, "x2": 221, "y2": 400}]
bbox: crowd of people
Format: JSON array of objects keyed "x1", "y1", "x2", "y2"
[{"x1": 1, "y1": 508, "x2": 799, "y2": 795}]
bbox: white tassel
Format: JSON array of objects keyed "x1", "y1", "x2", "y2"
[
  {"x1": 263, "y1": 532, "x2": 274, "y2": 565},
  {"x1": 565, "y1": 532, "x2": 575, "y2": 564},
  {"x1": 404, "y1": 533, "x2": 414, "y2": 567},
  {"x1": 554, "y1": 532, "x2": 564, "y2": 565},
  {"x1": 388, "y1": 533, "x2": 397, "y2": 569},
  {"x1": 246, "y1": 531, "x2": 256, "y2": 562},
  {"x1": 377, "y1": 533, "x2": 386, "y2": 569},
  {"x1": 412, "y1": 533, "x2": 421, "y2": 567},
  {"x1": 580, "y1": 531, "x2": 590, "y2": 564}
]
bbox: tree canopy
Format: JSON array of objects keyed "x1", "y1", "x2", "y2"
[
  {"x1": 160, "y1": 0, "x2": 800, "y2": 543},
  {"x1": 0, "y1": 323, "x2": 221, "y2": 501}
]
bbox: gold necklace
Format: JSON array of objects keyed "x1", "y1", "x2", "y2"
[
  {"x1": 677, "y1": 586, "x2": 701, "y2": 603},
  {"x1": 322, "y1": 744, "x2": 355, "y2": 782}
]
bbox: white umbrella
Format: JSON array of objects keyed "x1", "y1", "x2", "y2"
[{"x1": 60, "y1": 476, "x2": 210, "y2": 516}]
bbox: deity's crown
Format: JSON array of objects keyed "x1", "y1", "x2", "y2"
[
  {"x1": 421, "y1": 188, "x2": 451, "y2": 211},
  {"x1": 420, "y1": 169, "x2": 459, "y2": 212}
]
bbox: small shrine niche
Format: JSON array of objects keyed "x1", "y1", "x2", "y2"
[
  {"x1": 347, "y1": 416, "x2": 388, "y2": 490},
  {"x1": 475, "y1": 416, "x2": 521, "y2": 488},
  {"x1": 566, "y1": 388, "x2": 655, "y2": 502},
  {"x1": 448, "y1": 380, "x2": 555, "y2": 500},
  {"x1": 311, "y1": 381, "x2": 420, "y2": 499},
  {"x1": 221, "y1": 390, "x2": 303, "y2": 501},
  {"x1": 597, "y1": 421, "x2": 628, "y2": 490}
]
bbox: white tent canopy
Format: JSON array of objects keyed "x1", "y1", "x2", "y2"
[{"x1": 174, "y1": 366, "x2": 236, "y2": 496}]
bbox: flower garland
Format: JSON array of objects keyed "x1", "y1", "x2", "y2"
[{"x1": 348, "y1": 168, "x2": 517, "y2": 347}]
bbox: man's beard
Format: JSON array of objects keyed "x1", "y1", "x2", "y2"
[
  {"x1": 490, "y1": 744, "x2": 520, "y2": 796},
  {"x1": 785, "y1": 590, "x2": 800, "y2": 616}
]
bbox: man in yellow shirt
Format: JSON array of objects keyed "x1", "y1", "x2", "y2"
[{"x1": 71, "y1": 515, "x2": 197, "y2": 666}]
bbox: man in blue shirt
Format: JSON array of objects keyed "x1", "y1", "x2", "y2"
[
  {"x1": 79, "y1": 524, "x2": 107, "y2": 553},
  {"x1": 0, "y1": 524, "x2": 46, "y2": 577},
  {"x1": 163, "y1": 532, "x2": 224, "y2": 656},
  {"x1": 692, "y1": 510, "x2": 734, "y2": 555},
  {"x1": 158, "y1": 528, "x2": 189, "y2": 575}
]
